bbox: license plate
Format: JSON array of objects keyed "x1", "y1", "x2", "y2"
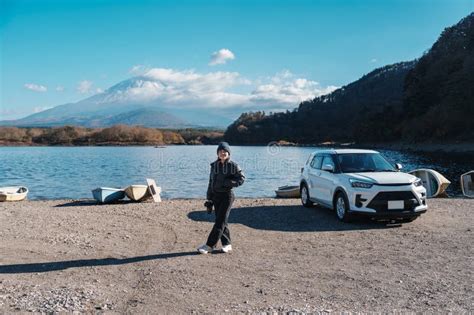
[{"x1": 388, "y1": 200, "x2": 404, "y2": 210}]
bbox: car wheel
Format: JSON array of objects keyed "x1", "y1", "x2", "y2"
[
  {"x1": 334, "y1": 192, "x2": 352, "y2": 222},
  {"x1": 300, "y1": 184, "x2": 313, "y2": 208}
]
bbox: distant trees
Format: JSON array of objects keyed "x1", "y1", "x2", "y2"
[
  {"x1": 0, "y1": 127, "x2": 30, "y2": 142},
  {"x1": 90, "y1": 125, "x2": 165, "y2": 144},
  {"x1": 172, "y1": 128, "x2": 223, "y2": 144},
  {"x1": 0, "y1": 125, "x2": 223, "y2": 145},
  {"x1": 33, "y1": 126, "x2": 86, "y2": 145}
]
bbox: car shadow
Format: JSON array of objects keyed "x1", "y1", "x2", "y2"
[
  {"x1": 188, "y1": 204, "x2": 400, "y2": 232},
  {"x1": 0, "y1": 251, "x2": 204, "y2": 274}
]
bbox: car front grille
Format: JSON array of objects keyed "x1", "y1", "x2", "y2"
[{"x1": 367, "y1": 191, "x2": 420, "y2": 212}]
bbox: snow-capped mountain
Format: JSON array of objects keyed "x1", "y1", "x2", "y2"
[{"x1": 1, "y1": 76, "x2": 238, "y2": 128}]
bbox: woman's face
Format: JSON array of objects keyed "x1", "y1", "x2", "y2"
[{"x1": 218, "y1": 149, "x2": 229, "y2": 160}]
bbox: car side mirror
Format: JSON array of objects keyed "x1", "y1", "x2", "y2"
[
  {"x1": 395, "y1": 163, "x2": 403, "y2": 170},
  {"x1": 322, "y1": 164, "x2": 334, "y2": 172}
]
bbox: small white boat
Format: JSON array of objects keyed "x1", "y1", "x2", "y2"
[
  {"x1": 125, "y1": 185, "x2": 151, "y2": 201},
  {"x1": 91, "y1": 187, "x2": 125, "y2": 204},
  {"x1": 275, "y1": 185, "x2": 300, "y2": 198},
  {"x1": 460, "y1": 171, "x2": 474, "y2": 198},
  {"x1": 408, "y1": 169, "x2": 451, "y2": 198},
  {"x1": 0, "y1": 186, "x2": 29, "y2": 202}
]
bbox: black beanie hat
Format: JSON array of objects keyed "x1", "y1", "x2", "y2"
[{"x1": 217, "y1": 142, "x2": 231, "y2": 155}]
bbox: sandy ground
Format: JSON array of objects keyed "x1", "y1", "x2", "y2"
[{"x1": 0, "y1": 197, "x2": 473, "y2": 313}]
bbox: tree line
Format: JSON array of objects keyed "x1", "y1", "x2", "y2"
[{"x1": 0, "y1": 125, "x2": 224, "y2": 146}]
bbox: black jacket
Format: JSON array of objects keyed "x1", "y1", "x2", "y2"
[{"x1": 207, "y1": 159, "x2": 245, "y2": 200}]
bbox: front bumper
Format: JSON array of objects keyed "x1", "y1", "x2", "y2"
[
  {"x1": 346, "y1": 184, "x2": 428, "y2": 218},
  {"x1": 353, "y1": 208, "x2": 427, "y2": 219}
]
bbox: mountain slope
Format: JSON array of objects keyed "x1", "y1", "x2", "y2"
[
  {"x1": 94, "y1": 108, "x2": 190, "y2": 128},
  {"x1": 1, "y1": 77, "x2": 233, "y2": 128},
  {"x1": 398, "y1": 12, "x2": 474, "y2": 141},
  {"x1": 224, "y1": 12, "x2": 474, "y2": 144},
  {"x1": 224, "y1": 61, "x2": 415, "y2": 144}
]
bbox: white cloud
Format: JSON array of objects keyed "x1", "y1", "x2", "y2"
[
  {"x1": 129, "y1": 65, "x2": 148, "y2": 75},
  {"x1": 209, "y1": 48, "x2": 235, "y2": 66},
  {"x1": 249, "y1": 71, "x2": 337, "y2": 109},
  {"x1": 33, "y1": 106, "x2": 53, "y2": 113},
  {"x1": 370, "y1": 58, "x2": 377, "y2": 63},
  {"x1": 24, "y1": 83, "x2": 47, "y2": 92},
  {"x1": 98, "y1": 67, "x2": 337, "y2": 112},
  {"x1": 0, "y1": 108, "x2": 23, "y2": 118},
  {"x1": 56, "y1": 86, "x2": 64, "y2": 92},
  {"x1": 96, "y1": 88, "x2": 104, "y2": 94},
  {"x1": 77, "y1": 80, "x2": 93, "y2": 94},
  {"x1": 109, "y1": 68, "x2": 250, "y2": 106},
  {"x1": 143, "y1": 68, "x2": 250, "y2": 91}
]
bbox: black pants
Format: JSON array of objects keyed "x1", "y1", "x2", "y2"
[{"x1": 206, "y1": 191, "x2": 234, "y2": 247}]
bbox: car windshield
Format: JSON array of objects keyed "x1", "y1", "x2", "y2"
[{"x1": 337, "y1": 153, "x2": 396, "y2": 173}]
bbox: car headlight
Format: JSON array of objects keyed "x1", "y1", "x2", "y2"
[
  {"x1": 414, "y1": 178, "x2": 424, "y2": 187},
  {"x1": 349, "y1": 179, "x2": 373, "y2": 189}
]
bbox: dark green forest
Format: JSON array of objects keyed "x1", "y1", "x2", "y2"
[{"x1": 225, "y1": 13, "x2": 474, "y2": 145}]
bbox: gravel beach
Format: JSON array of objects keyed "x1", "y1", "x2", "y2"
[{"x1": 1, "y1": 198, "x2": 473, "y2": 313}]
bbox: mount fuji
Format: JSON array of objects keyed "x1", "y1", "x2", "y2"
[{"x1": 1, "y1": 76, "x2": 241, "y2": 128}]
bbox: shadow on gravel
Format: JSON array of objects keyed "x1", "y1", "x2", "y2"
[
  {"x1": 188, "y1": 204, "x2": 400, "y2": 232},
  {"x1": 55, "y1": 200, "x2": 142, "y2": 207},
  {"x1": 0, "y1": 251, "x2": 200, "y2": 274}
]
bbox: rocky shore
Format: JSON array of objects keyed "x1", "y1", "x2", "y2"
[{"x1": 1, "y1": 198, "x2": 472, "y2": 313}]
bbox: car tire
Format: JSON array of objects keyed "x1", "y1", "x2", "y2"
[
  {"x1": 334, "y1": 192, "x2": 352, "y2": 222},
  {"x1": 300, "y1": 184, "x2": 313, "y2": 208}
]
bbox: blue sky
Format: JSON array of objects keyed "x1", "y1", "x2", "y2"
[{"x1": 1, "y1": 0, "x2": 473, "y2": 120}]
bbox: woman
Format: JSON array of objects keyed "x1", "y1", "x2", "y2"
[{"x1": 198, "y1": 142, "x2": 245, "y2": 254}]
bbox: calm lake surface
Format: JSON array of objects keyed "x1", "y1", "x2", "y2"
[{"x1": 0, "y1": 145, "x2": 472, "y2": 200}]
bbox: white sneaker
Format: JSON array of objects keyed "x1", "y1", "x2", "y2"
[
  {"x1": 222, "y1": 244, "x2": 232, "y2": 253},
  {"x1": 197, "y1": 244, "x2": 213, "y2": 254}
]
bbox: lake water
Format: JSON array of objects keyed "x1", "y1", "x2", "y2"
[{"x1": 0, "y1": 145, "x2": 472, "y2": 200}]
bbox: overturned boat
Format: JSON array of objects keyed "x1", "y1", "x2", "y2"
[
  {"x1": 275, "y1": 185, "x2": 300, "y2": 198},
  {"x1": 92, "y1": 187, "x2": 125, "y2": 204},
  {"x1": 125, "y1": 184, "x2": 151, "y2": 201},
  {"x1": 460, "y1": 171, "x2": 474, "y2": 198},
  {"x1": 408, "y1": 169, "x2": 451, "y2": 198},
  {"x1": 0, "y1": 186, "x2": 29, "y2": 202}
]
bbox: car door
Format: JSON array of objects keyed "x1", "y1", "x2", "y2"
[
  {"x1": 308, "y1": 154, "x2": 323, "y2": 200},
  {"x1": 318, "y1": 155, "x2": 337, "y2": 206}
]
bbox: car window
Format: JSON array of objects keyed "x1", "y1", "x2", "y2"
[
  {"x1": 337, "y1": 153, "x2": 395, "y2": 173},
  {"x1": 321, "y1": 156, "x2": 335, "y2": 170},
  {"x1": 310, "y1": 155, "x2": 323, "y2": 169}
]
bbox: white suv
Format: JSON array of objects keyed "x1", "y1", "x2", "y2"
[{"x1": 300, "y1": 149, "x2": 428, "y2": 222}]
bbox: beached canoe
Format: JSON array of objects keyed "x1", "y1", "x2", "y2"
[
  {"x1": 91, "y1": 187, "x2": 125, "y2": 204},
  {"x1": 275, "y1": 185, "x2": 300, "y2": 198},
  {"x1": 125, "y1": 184, "x2": 151, "y2": 201},
  {"x1": 0, "y1": 186, "x2": 29, "y2": 202},
  {"x1": 408, "y1": 169, "x2": 451, "y2": 198},
  {"x1": 460, "y1": 171, "x2": 474, "y2": 198}
]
